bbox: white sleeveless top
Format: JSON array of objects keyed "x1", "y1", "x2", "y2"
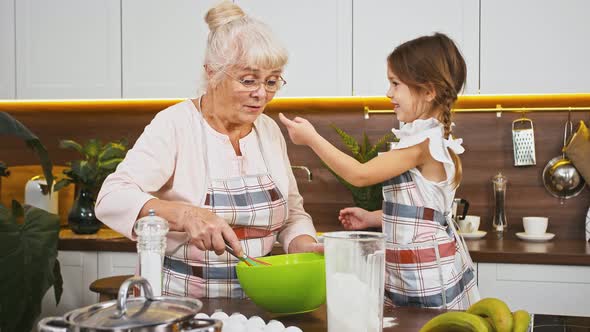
[{"x1": 391, "y1": 118, "x2": 465, "y2": 214}]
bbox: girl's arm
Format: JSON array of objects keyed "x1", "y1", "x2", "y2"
[{"x1": 279, "y1": 113, "x2": 424, "y2": 187}]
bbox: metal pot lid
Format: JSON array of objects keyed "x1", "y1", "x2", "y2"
[{"x1": 65, "y1": 277, "x2": 202, "y2": 330}]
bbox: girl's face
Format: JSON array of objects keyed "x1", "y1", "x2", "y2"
[{"x1": 386, "y1": 66, "x2": 433, "y2": 123}]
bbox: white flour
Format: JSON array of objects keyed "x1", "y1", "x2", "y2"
[{"x1": 327, "y1": 272, "x2": 381, "y2": 332}]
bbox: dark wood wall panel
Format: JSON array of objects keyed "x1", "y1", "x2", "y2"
[{"x1": 2, "y1": 106, "x2": 589, "y2": 239}]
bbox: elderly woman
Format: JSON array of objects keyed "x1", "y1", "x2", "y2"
[{"x1": 95, "y1": 1, "x2": 319, "y2": 298}]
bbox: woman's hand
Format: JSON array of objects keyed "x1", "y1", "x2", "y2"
[
  {"x1": 288, "y1": 234, "x2": 323, "y2": 254},
  {"x1": 338, "y1": 207, "x2": 380, "y2": 230},
  {"x1": 175, "y1": 204, "x2": 243, "y2": 256},
  {"x1": 278, "y1": 113, "x2": 319, "y2": 146}
]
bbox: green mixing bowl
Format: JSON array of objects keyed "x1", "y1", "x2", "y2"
[{"x1": 236, "y1": 253, "x2": 326, "y2": 315}]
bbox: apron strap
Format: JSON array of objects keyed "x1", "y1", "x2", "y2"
[
  {"x1": 432, "y1": 237, "x2": 447, "y2": 309},
  {"x1": 446, "y1": 213, "x2": 476, "y2": 272}
]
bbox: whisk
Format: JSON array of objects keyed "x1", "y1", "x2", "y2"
[{"x1": 225, "y1": 242, "x2": 271, "y2": 267}]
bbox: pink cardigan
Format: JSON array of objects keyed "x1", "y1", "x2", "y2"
[{"x1": 95, "y1": 100, "x2": 317, "y2": 254}]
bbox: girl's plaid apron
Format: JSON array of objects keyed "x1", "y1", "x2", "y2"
[
  {"x1": 162, "y1": 118, "x2": 288, "y2": 298},
  {"x1": 382, "y1": 171, "x2": 479, "y2": 309}
]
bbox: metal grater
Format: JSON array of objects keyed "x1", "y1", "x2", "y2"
[{"x1": 512, "y1": 118, "x2": 537, "y2": 166}]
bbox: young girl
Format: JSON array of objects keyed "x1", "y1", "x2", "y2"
[{"x1": 279, "y1": 33, "x2": 480, "y2": 310}]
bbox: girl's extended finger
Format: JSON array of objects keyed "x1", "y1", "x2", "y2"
[{"x1": 278, "y1": 113, "x2": 292, "y2": 126}]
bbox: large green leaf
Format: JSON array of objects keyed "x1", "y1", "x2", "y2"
[
  {"x1": 0, "y1": 203, "x2": 62, "y2": 332},
  {"x1": 0, "y1": 112, "x2": 53, "y2": 191}
]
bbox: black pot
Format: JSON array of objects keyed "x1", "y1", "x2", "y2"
[{"x1": 68, "y1": 188, "x2": 101, "y2": 234}]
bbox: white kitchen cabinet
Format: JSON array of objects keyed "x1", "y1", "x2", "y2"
[
  {"x1": 38, "y1": 251, "x2": 137, "y2": 326},
  {"x1": 98, "y1": 252, "x2": 138, "y2": 278},
  {"x1": 478, "y1": 263, "x2": 590, "y2": 316},
  {"x1": 0, "y1": 0, "x2": 15, "y2": 99},
  {"x1": 121, "y1": 0, "x2": 218, "y2": 98},
  {"x1": 353, "y1": 0, "x2": 480, "y2": 96},
  {"x1": 236, "y1": 0, "x2": 353, "y2": 97},
  {"x1": 480, "y1": 0, "x2": 590, "y2": 94},
  {"x1": 16, "y1": 0, "x2": 121, "y2": 99},
  {"x1": 39, "y1": 251, "x2": 98, "y2": 319}
]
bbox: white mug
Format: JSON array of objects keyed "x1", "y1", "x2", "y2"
[
  {"x1": 458, "y1": 215, "x2": 480, "y2": 233},
  {"x1": 523, "y1": 217, "x2": 548, "y2": 235}
]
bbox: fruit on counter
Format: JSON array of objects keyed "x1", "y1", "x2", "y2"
[
  {"x1": 466, "y1": 298, "x2": 513, "y2": 332},
  {"x1": 420, "y1": 297, "x2": 531, "y2": 332},
  {"x1": 419, "y1": 312, "x2": 493, "y2": 332},
  {"x1": 512, "y1": 310, "x2": 531, "y2": 332}
]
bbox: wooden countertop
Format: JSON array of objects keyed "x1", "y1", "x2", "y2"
[
  {"x1": 198, "y1": 298, "x2": 444, "y2": 332},
  {"x1": 58, "y1": 228, "x2": 590, "y2": 266}
]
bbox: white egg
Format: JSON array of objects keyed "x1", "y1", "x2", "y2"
[
  {"x1": 263, "y1": 320, "x2": 285, "y2": 332},
  {"x1": 283, "y1": 327, "x2": 303, "y2": 332},
  {"x1": 245, "y1": 316, "x2": 266, "y2": 330},
  {"x1": 228, "y1": 313, "x2": 248, "y2": 324},
  {"x1": 245, "y1": 326, "x2": 264, "y2": 332},
  {"x1": 194, "y1": 312, "x2": 209, "y2": 319},
  {"x1": 211, "y1": 311, "x2": 229, "y2": 321},
  {"x1": 221, "y1": 320, "x2": 244, "y2": 332}
]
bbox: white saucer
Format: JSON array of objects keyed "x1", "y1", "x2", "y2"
[
  {"x1": 516, "y1": 232, "x2": 555, "y2": 242},
  {"x1": 458, "y1": 230, "x2": 487, "y2": 240}
]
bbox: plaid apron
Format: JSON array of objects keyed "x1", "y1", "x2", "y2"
[
  {"x1": 382, "y1": 171, "x2": 479, "y2": 309},
  {"x1": 162, "y1": 119, "x2": 288, "y2": 298}
]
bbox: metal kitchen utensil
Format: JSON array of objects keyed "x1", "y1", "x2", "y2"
[
  {"x1": 542, "y1": 117, "x2": 586, "y2": 200},
  {"x1": 512, "y1": 117, "x2": 537, "y2": 166},
  {"x1": 224, "y1": 240, "x2": 271, "y2": 267},
  {"x1": 38, "y1": 276, "x2": 222, "y2": 332}
]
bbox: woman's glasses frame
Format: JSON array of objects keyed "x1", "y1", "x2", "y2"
[{"x1": 222, "y1": 70, "x2": 287, "y2": 93}]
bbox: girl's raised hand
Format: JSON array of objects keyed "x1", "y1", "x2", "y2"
[
  {"x1": 278, "y1": 113, "x2": 318, "y2": 146},
  {"x1": 338, "y1": 207, "x2": 371, "y2": 230}
]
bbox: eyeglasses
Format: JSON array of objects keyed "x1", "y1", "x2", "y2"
[{"x1": 222, "y1": 70, "x2": 287, "y2": 92}]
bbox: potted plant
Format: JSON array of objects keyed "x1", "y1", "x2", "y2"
[
  {"x1": 54, "y1": 138, "x2": 128, "y2": 234},
  {"x1": 326, "y1": 124, "x2": 397, "y2": 212},
  {"x1": 0, "y1": 112, "x2": 62, "y2": 332}
]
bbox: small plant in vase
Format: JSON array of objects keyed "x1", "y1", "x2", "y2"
[
  {"x1": 325, "y1": 124, "x2": 398, "y2": 212},
  {"x1": 54, "y1": 138, "x2": 128, "y2": 234}
]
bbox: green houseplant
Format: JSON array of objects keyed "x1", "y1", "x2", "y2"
[
  {"x1": 326, "y1": 124, "x2": 397, "y2": 212},
  {"x1": 54, "y1": 138, "x2": 128, "y2": 234},
  {"x1": 0, "y1": 112, "x2": 62, "y2": 332}
]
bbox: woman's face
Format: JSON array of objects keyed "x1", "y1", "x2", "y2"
[
  {"x1": 213, "y1": 66, "x2": 283, "y2": 125},
  {"x1": 386, "y1": 66, "x2": 432, "y2": 123}
]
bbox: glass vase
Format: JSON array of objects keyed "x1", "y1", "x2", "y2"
[{"x1": 68, "y1": 187, "x2": 101, "y2": 234}]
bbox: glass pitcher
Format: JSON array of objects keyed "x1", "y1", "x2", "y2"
[{"x1": 323, "y1": 231, "x2": 385, "y2": 332}]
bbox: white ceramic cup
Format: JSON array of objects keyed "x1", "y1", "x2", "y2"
[
  {"x1": 458, "y1": 215, "x2": 480, "y2": 233},
  {"x1": 523, "y1": 217, "x2": 548, "y2": 235}
]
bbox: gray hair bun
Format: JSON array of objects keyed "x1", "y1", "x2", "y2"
[{"x1": 205, "y1": 1, "x2": 246, "y2": 31}]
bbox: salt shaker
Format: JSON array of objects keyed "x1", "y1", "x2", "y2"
[
  {"x1": 134, "y1": 209, "x2": 169, "y2": 296},
  {"x1": 492, "y1": 172, "x2": 508, "y2": 234}
]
